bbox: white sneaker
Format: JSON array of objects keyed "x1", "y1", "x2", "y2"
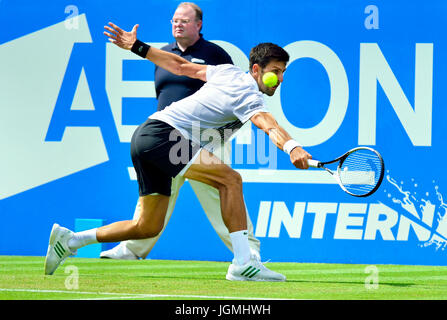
[
  {"x1": 226, "y1": 256, "x2": 286, "y2": 282},
  {"x1": 44, "y1": 224, "x2": 77, "y2": 275},
  {"x1": 249, "y1": 248, "x2": 261, "y2": 262},
  {"x1": 100, "y1": 242, "x2": 139, "y2": 260}
]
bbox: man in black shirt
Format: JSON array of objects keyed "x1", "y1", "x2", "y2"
[
  {"x1": 101, "y1": 2, "x2": 261, "y2": 261},
  {"x1": 155, "y1": 33, "x2": 233, "y2": 110}
]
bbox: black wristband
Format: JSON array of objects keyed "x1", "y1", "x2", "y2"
[{"x1": 131, "y1": 39, "x2": 150, "y2": 58}]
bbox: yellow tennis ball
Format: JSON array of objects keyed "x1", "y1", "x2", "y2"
[{"x1": 262, "y1": 72, "x2": 278, "y2": 87}]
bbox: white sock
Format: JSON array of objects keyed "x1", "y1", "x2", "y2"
[
  {"x1": 229, "y1": 230, "x2": 251, "y2": 265},
  {"x1": 68, "y1": 228, "x2": 98, "y2": 251}
]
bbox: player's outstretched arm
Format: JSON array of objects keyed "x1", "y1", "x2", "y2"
[
  {"x1": 146, "y1": 47, "x2": 207, "y2": 81},
  {"x1": 250, "y1": 112, "x2": 311, "y2": 169},
  {"x1": 104, "y1": 22, "x2": 207, "y2": 81}
]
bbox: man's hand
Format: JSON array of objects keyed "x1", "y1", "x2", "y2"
[
  {"x1": 290, "y1": 147, "x2": 312, "y2": 169},
  {"x1": 104, "y1": 22, "x2": 138, "y2": 50}
]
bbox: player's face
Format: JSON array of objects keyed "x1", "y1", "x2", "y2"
[
  {"x1": 257, "y1": 60, "x2": 287, "y2": 96},
  {"x1": 171, "y1": 6, "x2": 202, "y2": 41}
]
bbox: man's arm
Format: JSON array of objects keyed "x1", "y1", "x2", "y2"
[
  {"x1": 147, "y1": 46, "x2": 207, "y2": 81},
  {"x1": 104, "y1": 22, "x2": 207, "y2": 81},
  {"x1": 250, "y1": 112, "x2": 311, "y2": 169}
]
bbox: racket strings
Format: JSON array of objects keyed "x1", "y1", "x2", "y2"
[{"x1": 339, "y1": 150, "x2": 383, "y2": 195}]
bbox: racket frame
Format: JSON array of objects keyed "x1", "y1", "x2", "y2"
[{"x1": 308, "y1": 147, "x2": 385, "y2": 197}]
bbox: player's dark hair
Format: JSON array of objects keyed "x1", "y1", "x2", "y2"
[{"x1": 249, "y1": 43, "x2": 289, "y2": 70}]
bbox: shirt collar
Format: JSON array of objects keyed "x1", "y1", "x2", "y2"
[
  {"x1": 245, "y1": 71, "x2": 261, "y2": 92},
  {"x1": 171, "y1": 33, "x2": 205, "y2": 53}
]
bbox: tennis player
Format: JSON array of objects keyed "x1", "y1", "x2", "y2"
[
  {"x1": 44, "y1": 22, "x2": 312, "y2": 281},
  {"x1": 101, "y1": 2, "x2": 261, "y2": 261}
]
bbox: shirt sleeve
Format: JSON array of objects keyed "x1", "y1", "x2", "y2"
[
  {"x1": 233, "y1": 92, "x2": 269, "y2": 123},
  {"x1": 205, "y1": 65, "x2": 218, "y2": 82},
  {"x1": 205, "y1": 64, "x2": 235, "y2": 82}
]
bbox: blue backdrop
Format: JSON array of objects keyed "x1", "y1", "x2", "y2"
[{"x1": 1, "y1": 0, "x2": 446, "y2": 265}]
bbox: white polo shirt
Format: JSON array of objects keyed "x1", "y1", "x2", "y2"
[{"x1": 150, "y1": 64, "x2": 268, "y2": 146}]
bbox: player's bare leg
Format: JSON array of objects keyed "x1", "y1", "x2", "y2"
[
  {"x1": 183, "y1": 149, "x2": 285, "y2": 281},
  {"x1": 44, "y1": 194, "x2": 169, "y2": 275},
  {"x1": 183, "y1": 149, "x2": 247, "y2": 233},
  {"x1": 96, "y1": 194, "x2": 170, "y2": 242}
]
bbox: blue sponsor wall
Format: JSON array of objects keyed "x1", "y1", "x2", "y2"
[{"x1": 1, "y1": 0, "x2": 447, "y2": 265}]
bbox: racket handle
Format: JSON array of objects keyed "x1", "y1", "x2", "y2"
[{"x1": 308, "y1": 159, "x2": 321, "y2": 168}]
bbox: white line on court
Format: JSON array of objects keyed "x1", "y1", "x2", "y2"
[{"x1": 0, "y1": 288, "x2": 295, "y2": 300}]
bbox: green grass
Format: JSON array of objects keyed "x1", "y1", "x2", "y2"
[{"x1": 1, "y1": 255, "x2": 447, "y2": 300}]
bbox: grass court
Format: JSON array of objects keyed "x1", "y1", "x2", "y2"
[{"x1": 1, "y1": 255, "x2": 447, "y2": 300}]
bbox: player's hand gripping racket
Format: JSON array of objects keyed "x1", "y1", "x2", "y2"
[{"x1": 307, "y1": 147, "x2": 385, "y2": 197}]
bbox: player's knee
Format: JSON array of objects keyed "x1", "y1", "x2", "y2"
[
  {"x1": 220, "y1": 168, "x2": 242, "y2": 189},
  {"x1": 230, "y1": 168, "x2": 243, "y2": 185}
]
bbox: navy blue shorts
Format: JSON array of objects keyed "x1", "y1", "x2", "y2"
[{"x1": 130, "y1": 119, "x2": 199, "y2": 196}]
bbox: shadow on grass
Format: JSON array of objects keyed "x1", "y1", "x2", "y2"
[
  {"x1": 275, "y1": 279, "x2": 414, "y2": 287},
  {"x1": 135, "y1": 274, "x2": 414, "y2": 287}
]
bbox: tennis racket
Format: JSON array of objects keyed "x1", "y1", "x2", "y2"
[{"x1": 307, "y1": 147, "x2": 385, "y2": 197}]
